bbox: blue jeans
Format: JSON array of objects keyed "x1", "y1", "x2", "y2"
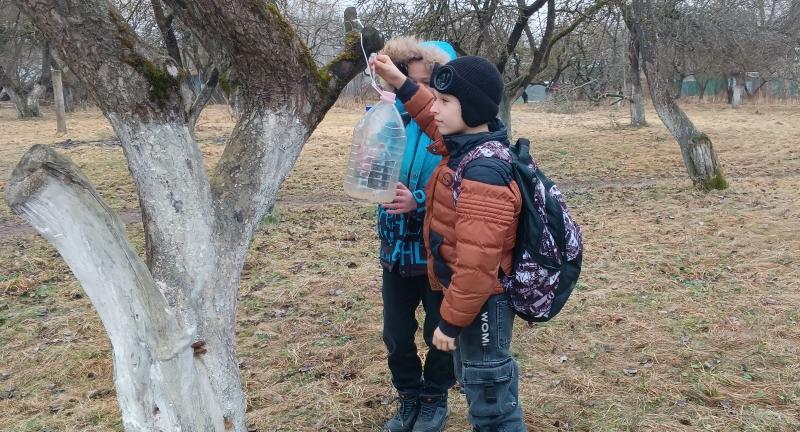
[{"x1": 453, "y1": 294, "x2": 526, "y2": 432}]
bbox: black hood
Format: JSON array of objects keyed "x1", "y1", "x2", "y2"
[{"x1": 443, "y1": 118, "x2": 509, "y2": 166}]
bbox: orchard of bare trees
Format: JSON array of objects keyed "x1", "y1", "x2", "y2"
[{"x1": 1, "y1": 0, "x2": 798, "y2": 430}]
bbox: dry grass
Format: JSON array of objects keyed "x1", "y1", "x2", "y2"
[{"x1": 1, "y1": 102, "x2": 799, "y2": 431}]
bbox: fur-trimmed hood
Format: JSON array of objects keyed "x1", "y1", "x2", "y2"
[{"x1": 380, "y1": 37, "x2": 456, "y2": 67}]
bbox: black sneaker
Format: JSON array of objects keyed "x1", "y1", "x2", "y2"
[
  {"x1": 383, "y1": 393, "x2": 420, "y2": 432},
  {"x1": 412, "y1": 394, "x2": 449, "y2": 432}
]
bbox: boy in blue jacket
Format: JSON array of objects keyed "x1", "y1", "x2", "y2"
[{"x1": 376, "y1": 37, "x2": 458, "y2": 432}]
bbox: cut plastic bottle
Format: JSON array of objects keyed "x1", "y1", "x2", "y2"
[{"x1": 344, "y1": 94, "x2": 407, "y2": 203}]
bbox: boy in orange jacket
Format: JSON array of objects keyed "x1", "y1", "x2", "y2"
[{"x1": 371, "y1": 54, "x2": 527, "y2": 432}]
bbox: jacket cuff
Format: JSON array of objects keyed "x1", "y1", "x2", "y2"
[
  {"x1": 412, "y1": 190, "x2": 426, "y2": 210},
  {"x1": 396, "y1": 79, "x2": 419, "y2": 103},
  {"x1": 438, "y1": 320, "x2": 463, "y2": 339}
]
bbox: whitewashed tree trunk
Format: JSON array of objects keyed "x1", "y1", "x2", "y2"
[
  {"x1": 5, "y1": 146, "x2": 234, "y2": 430},
  {"x1": 731, "y1": 74, "x2": 744, "y2": 108},
  {"x1": 8, "y1": 0, "x2": 382, "y2": 430},
  {"x1": 4, "y1": 109, "x2": 314, "y2": 432}
]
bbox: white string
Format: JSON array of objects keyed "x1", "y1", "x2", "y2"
[
  {"x1": 348, "y1": 15, "x2": 388, "y2": 99},
  {"x1": 354, "y1": 18, "x2": 379, "y2": 88}
]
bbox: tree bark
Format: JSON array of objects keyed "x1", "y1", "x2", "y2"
[
  {"x1": 626, "y1": 28, "x2": 646, "y2": 127},
  {"x1": 498, "y1": 92, "x2": 513, "y2": 132},
  {"x1": 630, "y1": 0, "x2": 727, "y2": 190},
  {"x1": 188, "y1": 68, "x2": 220, "y2": 137},
  {"x1": 151, "y1": 0, "x2": 183, "y2": 67},
  {"x1": 151, "y1": 0, "x2": 221, "y2": 132},
  {"x1": 696, "y1": 76, "x2": 708, "y2": 100},
  {"x1": 3, "y1": 86, "x2": 31, "y2": 117},
  {"x1": 8, "y1": 1, "x2": 382, "y2": 430},
  {"x1": 165, "y1": 0, "x2": 382, "y2": 230},
  {"x1": 49, "y1": 51, "x2": 90, "y2": 112},
  {"x1": 647, "y1": 82, "x2": 726, "y2": 188},
  {"x1": 496, "y1": 0, "x2": 549, "y2": 74},
  {"x1": 40, "y1": 42, "x2": 53, "y2": 96},
  {"x1": 52, "y1": 68, "x2": 67, "y2": 134},
  {"x1": 731, "y1": 73, "x2": 744, "y2": 108},
  {"x1": 25, "y1": 83, "x2": 45, "y2": 116},
  {"x1": 61, "y1": 70, "x2": 89, "y2": 112}
]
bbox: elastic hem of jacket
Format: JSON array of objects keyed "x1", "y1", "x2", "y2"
[
  {"x1": 397, "y1": 79, "x2": 419, "y2": 103},
  {"x1": 413, "y1": 189, "x2": 426, "y2": 212},
  {"x1": 438, "y1": 319, "x2": 463, "y2": 338}
]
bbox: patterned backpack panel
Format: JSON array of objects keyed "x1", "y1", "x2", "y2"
[{"x1": 452, "y1": 139, "x2": 583, "y2": 322}]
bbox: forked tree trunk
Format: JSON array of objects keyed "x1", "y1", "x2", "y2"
[
  {"x1": 0, "y1": 52, "x2": 47, "y2": 118},
  {"x1": 493, "y1": 0, "x2": 605, "y2": 133},
  {"x1": 7, "y1": 1, "x2": 382, "y2": 430},
  {"x1": 629, "y1": 0, "x2": 727, "y2": 190},
  {"x1": 5, "y1": 146, "x2": 229, "y2": 430},
  {"x1": 0, "y1": 79, "x2": 44, "y2": 118}
]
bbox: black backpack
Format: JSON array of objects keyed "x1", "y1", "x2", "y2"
[{"x1": 451, "y1": 138, "x2": 584, "y2": 322}]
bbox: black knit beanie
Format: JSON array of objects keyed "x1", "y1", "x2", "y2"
[{"x1": 430, "y1": 56, "x2": 504, "y2": 127}]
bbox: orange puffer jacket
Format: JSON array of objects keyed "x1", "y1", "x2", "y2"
[{"x1": 398, "y1": 81, "x2": 522, "y2": 336}]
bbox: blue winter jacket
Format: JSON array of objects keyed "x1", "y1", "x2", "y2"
[{"x1": 378, "y1": 41, "x2": 457, "y2": 277}]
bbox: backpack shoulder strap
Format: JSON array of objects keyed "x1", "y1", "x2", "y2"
[
  {"x1": 451, "y1": 141, "x2": 511, "y2": 206},
  {"x1": 513, "y1": 138, "x2": 533, "y2": 166}
]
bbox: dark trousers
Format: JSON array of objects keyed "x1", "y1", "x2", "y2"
[
  {"x1": 382, "y1": 268, "x2": 455, "y2": 397},
  {"x1": 453, "y1": 294, "x2": 526, "y2": 432}
]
